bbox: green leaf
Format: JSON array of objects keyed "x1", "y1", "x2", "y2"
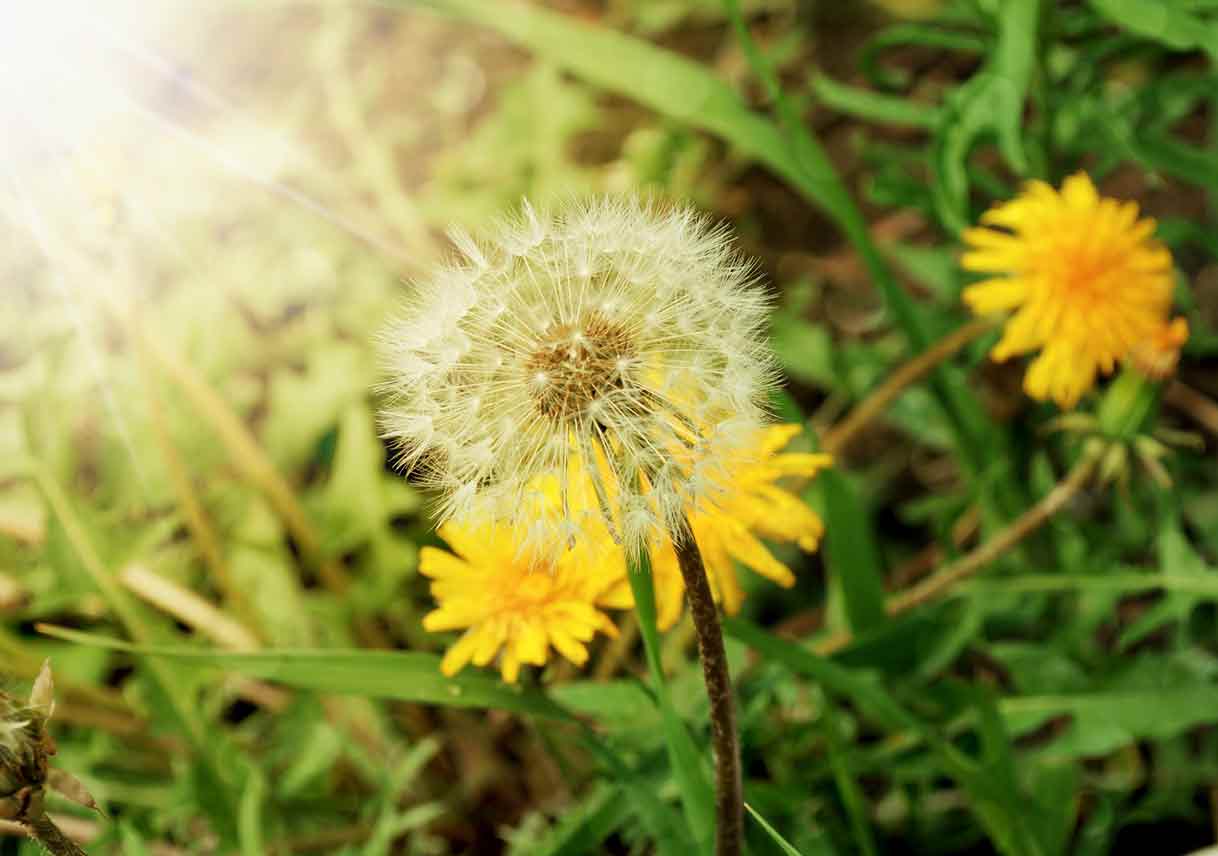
[
  {"x1": 770, "y1": 316, "x2": 836, "y2": 388},
  {"x1": 931, "y1": 1, "x2": 1040, "y2": 231},
  {"x1": 321, "y1": 402, "x2": 388, "y2": 550},
  {"x1": 1025, "y1": 763, "x2": 1081, "y2": 856},
  {"x1": 1000, "y1": 686, "x2": 1218, "y2": 759},
  {"x1": 419, "y1": 0, "x2": 811, "y2": 206},
  {"x1": 1089, "y1": 0, "x2": 1218, "y2": 59},
  {"x1": 523, "y1": 783, "x2": 633, "y2": 856},
  {"x1": 362, "y1": 739, "x2": 445, "y2": 856},
  {"x1": 1119, "y1": 513, "x2": 1213, "y2": 649},
  {"x1": 723, "y1": 617, "x2": 920, "y2": 734},
  {"x1": 970, "y1": 688, "x2": 1045, "y2": 856},
  {"x1": 37, "y1": 626, "x2": 575, "y2": 721},
  {"x1": 575, "y1": 732, "x2": 696, "y2": 856},
  {"x1": 726, "y1": 619, "x2": 1046, "y2": 855},
  {"x1": 821, "y1": 701, "x2": 878, "y2": 856},
  {"x1": 239, "y1": 769, "x2": 267, "y2": 856},
  {"x1": 626, "y1": 549, "x2": 714, "y2": 851},
  {"x1": 860, "y1": 23, "x2": 988, "y2": 90},
  {"x1": 807, "y1": 468, "x2": 888, "y2": 635},
  {"x1": 882, "y1": 241, "x2": 963, "y2": 303},
  {"x1": 263, "y1": 344, "x2": 369, "y2": 473},
  {"x1": 118, "y1": 822, "x2": 153, "y2": 856},
  {"x1": 30, "y1": 466, "x2": 243, "y2": 843},
  {"x1": 810, "y1": 74, "x2": 941, "y2": 128},
  {"x1": 550, "y1": 679, "x2": 660, "y2": 724}
]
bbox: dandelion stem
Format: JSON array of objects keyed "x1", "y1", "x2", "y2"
[
  {"x1": 673, "y1": 516, "x2": 743, "y2": 856},
  {"x1": 25, "y1": 813, "x2": 88, "y2": 856},
  {"x1": 822, "y1": 317, "x2": 996, "y2": 456},
  {"x1": 814, "y1": 448, "x2": 1101, "y2": 655},
  {"x1": 1165, "y1": 380, "x2": 1218, "y2": 437}
]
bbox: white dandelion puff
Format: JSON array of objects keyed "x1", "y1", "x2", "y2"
[{"x1": 378, "y1": 196, "x2": 778, "y2": 557}]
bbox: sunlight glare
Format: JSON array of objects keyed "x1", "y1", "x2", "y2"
[{"x1": 0, "y1": 0, "x2": 161, "y2": 164}]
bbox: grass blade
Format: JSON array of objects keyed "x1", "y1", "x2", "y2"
[
  {"x1": 821, "y1": 701, "x2": 879, "y2": 856},
  {"x1": 814, "y1": 470, "x2": 888, "y2": 634},
  {"x1": 744, "y1": 803, "x2": 818, "y2": 856},
  {"x1": 30, "y1": 465, "x2": 242, "y2": 843},
  {"x1": 36, "y1": 625, "x2": 574, "y2": 720}
]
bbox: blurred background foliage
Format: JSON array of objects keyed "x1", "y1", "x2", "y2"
[{"x1": 2, "y1": 0, "x2": 1218, "y2": 853}]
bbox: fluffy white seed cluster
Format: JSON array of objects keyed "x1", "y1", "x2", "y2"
[{"x1": 379, "y1": 197, "x2": 777, "y2": 557}]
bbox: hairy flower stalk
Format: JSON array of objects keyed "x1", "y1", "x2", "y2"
[
  {"x1": 381, "y1": 197, "x2": 776, "y2": 856},
  {"x1": 672, "y1": 518, "x2": 743, "y2": 854}
]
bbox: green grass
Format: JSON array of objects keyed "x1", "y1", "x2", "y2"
[{"x1": 2, "y1": 0, "x2": 1217, "y2": 853}]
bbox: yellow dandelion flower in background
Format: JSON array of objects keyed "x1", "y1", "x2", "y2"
[
  {"x1": 650, "y1": 424, "x2": 832, "y2": 628},
  {"x1": 961, "y1": 172, "x2": 1179, "y2": 408},
  {"x1": 420, "y1": 518, "x2": 629, "y2": 683}
]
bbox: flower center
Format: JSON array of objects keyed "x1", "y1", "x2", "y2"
[
  {"x1": 1042, "y1": 238, "x2": 1127, "y2": 305},
  {"x1": 526, "y1": 313, "x2": 637, "y2": 422}
]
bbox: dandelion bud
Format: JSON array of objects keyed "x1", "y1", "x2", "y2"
[
  {"x1": 1, "y1": 663, "x2": 53, "y2": 821},
  {"x1": 1, "y1": 663, "x2": 93, "y2": 856},
  {"x1": 380, "y1": 197, "x2": 777, "y2": 557},
  {"x1": 1130, "y1": 317, "x2": 1189, "y2": 381}
]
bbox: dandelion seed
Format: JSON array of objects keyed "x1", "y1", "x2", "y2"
[
  {"x1": 380, "y1": 197, "x2": 777, "y2": 557},
  {"x1": 961, "y1": 172, "x2": 1179, "y2": 408}
]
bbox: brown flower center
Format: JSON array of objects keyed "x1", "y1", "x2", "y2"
[{"x1": 526, "y1": 313, "x2": 636, "y2": 422}]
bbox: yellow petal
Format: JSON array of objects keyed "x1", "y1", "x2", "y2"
[
  {"x1": 440, "y1": 630, "x2": 483, "y2": 677},
  {"x1": 418, "y1": 547, "x2": 472, "y2": 579},
  {"x1": 721, "y1": 523, "x2": 797, "y2": 589}
]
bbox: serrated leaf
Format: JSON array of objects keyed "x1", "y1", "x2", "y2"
[
  {"x1": 1118, "y1": 515, "x2": 1213, "y2": 649},
  {"x1": 522, "y1": 783, "x2": 632, "y2": 856},
  {"x1": 931, "y1": 1, "x2": 1040, "y2": 231},
  {"x1": 1001, "y1": 685, "x2": 1218, "y2": 758}
]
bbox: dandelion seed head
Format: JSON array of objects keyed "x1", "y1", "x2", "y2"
[{"x1": 379, "y1": 196, "x2": 777, "y2": 556}]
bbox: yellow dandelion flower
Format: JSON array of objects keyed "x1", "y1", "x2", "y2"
[
  {"x1": 420, "y1": 517, "x2": 629, "y2": 683},
  {"x1": 649, "y1": 424, "x2": 831, "y2": 628},
  {"x1": 961, "y1": 172, "x2": 1177, "y2": 408}
]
